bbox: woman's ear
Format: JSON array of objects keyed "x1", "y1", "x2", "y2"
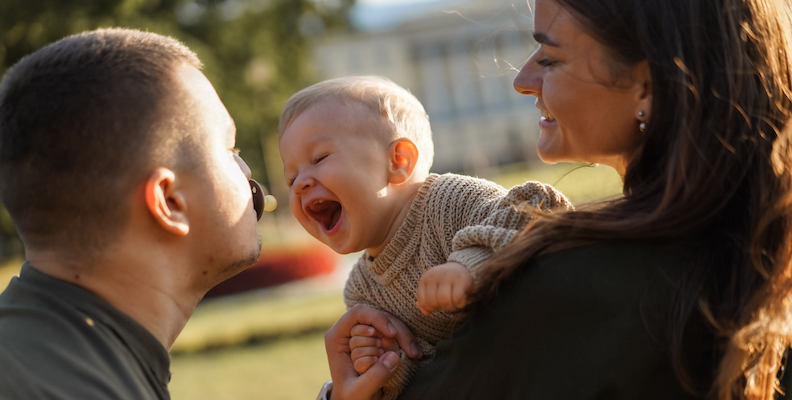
[
  {"x1": 144, "y1": 168, "x2": 189, "y2": 236},
  {"x1": 388, "y1": 138, "x2": 419, "y2": 184},
  {"x1": 634, "y1": 60, "x2": 652, "y2": 120}
]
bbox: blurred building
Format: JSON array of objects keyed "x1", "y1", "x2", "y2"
[{"x1": 309, "y1": 0, "x2": 541, "y2": 175}]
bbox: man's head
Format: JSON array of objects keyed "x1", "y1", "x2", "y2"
[
  {"x1": 0, "y1": 28, "x2": 260, "y2": 275},
  {"x1": 278, "y1": 76, "x2": 433, "y2": 255}
]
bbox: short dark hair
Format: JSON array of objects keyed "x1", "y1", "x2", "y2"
[{"x1": 0, "y1": 28, "x2": 202, "y2": 254}]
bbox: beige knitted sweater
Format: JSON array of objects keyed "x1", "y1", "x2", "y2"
[{"x1": 344, "y1": 173, "x2": 572, "y2": 399}]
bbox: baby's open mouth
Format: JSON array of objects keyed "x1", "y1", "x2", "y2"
[{"x1": 307, "y1": 200, "x2": 342, "y2": 231}]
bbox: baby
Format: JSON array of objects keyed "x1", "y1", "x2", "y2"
[{"x1": 278, "y1": 76, "x2": 571, "y2": 399}]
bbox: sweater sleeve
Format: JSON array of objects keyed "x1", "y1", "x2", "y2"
[{"x1": 446, "y1": 180, "x2": 572, "y2": 281}]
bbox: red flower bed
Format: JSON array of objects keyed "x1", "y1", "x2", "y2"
[{"x1": 205, "y1": 245, "x2": 338, "y2": 298}]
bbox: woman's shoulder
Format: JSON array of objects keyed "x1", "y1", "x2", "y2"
[
  {"x1": 402, "y1": 239, "x2": 704, "y2": 400},
  {"x1": 501, "y1": 239, "x2": 695, "y2": 310},
  {"x1": 534, "y1": 240, "x2": 693, "y2": 270}
]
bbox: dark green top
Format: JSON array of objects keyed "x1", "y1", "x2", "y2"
[
  {"x1": 398, "y1": 241, "x2": 792, "y2": 399},
  {"x1": 0, "y1": 263, "x2": 171, "y2": 400}
]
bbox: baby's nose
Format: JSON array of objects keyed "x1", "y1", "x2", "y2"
[{"x1": 292, "y1": 175, "x2": 314, "y2": 194}]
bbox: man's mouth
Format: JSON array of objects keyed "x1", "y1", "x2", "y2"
[{"x1": 306, "y1": 199, "x2": 342, "y2": 231}]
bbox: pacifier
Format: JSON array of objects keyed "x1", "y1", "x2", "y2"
[{"x1": 249, "y1": 179, "x2": 277, "y2": 221}]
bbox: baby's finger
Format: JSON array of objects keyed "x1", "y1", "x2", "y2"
[
  {"x1": 424, "y1": 281, "x2": 439, "y2": 312},
  {"x1": 417, "y1": 279, "x2": 435, "y2": 315},
  {"x1": 350, "y1": 324, "x2": 377, "y2": 337},
  {"x1": 415, "y1": 300, "x2": 431, "y2": 316},
  {"x1": 437, "y1": 282, "x2": 454, "y2": 311},
  {"x1": 351, "y1": 346, "x2": 384, "y2": 362},
  {"x1": 417, "y1": 279, "x2": 427, "y2": 310},
  {"x1": 451, "y1": 283, "x2": 470, "y2": 310},
  {"x1": 353, "y1": 355, "x2": 379, "y2": 375},
  {"x1": 350, "y1": 335, "x2": 381, "y2": 350}
]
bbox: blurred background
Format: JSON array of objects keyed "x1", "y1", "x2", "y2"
[{"x1": 0, "y1": 0, "x2": 622, "y2": 398}]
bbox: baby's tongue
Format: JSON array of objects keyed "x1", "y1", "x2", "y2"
[{"x1": 315, "y1": 201, "x2": 342, "y2": 231}]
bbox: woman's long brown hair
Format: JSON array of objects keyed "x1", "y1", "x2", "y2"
[{"x1": 474, "y1": 0, "x2": 792, "y2": 398}]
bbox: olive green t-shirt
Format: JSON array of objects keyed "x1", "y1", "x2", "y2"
[{"x1": 0, "y1": 263, "x2": 171, "y2": 399}]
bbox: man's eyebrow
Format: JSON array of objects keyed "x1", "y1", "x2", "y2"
[{"x1": 533, "y1": 32, "x2": 560, "y2": 47}]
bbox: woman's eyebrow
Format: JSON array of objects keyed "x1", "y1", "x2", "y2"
[{"x1": 533, "y1": 32, "x2": 560, "y2": 47}]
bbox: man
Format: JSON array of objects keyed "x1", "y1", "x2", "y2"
[{"x1": 0, "y1": 28, "x2": 262, "y2": 399}]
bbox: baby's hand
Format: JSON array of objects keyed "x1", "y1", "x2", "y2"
[
  {"x1": 416, "y1": 262, "x2": 473, "y2": 315},
  {"x1": 348, "y1": 324, "x2": 400, "y2": 375}
]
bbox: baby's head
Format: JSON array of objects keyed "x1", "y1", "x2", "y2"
[
  {"x1": 279, "y1": 76, "x2": 433, "y2": 255},
  {"x1": 280, "y1": 76, "x2": 433, "y2": 171}
]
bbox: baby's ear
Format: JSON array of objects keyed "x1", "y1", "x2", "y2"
[{"x1": 388, "y1": 138, "x2": 419, "y2": 184}]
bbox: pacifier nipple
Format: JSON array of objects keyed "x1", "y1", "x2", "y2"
[{"x1": 263, "y1": 195, "x2": 277, "y2": 212}]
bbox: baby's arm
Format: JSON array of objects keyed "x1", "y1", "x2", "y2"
[
  {"x1": 447, "y1": 180, "x2": 573, "y2": 282},
  {"x1": 416, "y1": 262, "x2": 472, "y2": 315},
  {"x1": 344, "y1": 262, "x2": 421, "y2": 378}
]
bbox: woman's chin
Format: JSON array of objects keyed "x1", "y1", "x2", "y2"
[{"x1": 535, "y1": 143, "x2": 564, "y2": 165}]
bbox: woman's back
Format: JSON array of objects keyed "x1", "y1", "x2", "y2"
[{"x1": 400, "y1": 241, "x2": 706, "y2": 398}]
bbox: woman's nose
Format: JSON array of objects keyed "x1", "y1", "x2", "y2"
[{"x1": 513, "y1": 51, "x2": 542, "y2": 96}]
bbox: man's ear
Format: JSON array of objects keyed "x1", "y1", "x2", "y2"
[
  {"x1": 388, "y1": 138, "x2": 419, "y2": 184},
  {"x1": 144, "y1": 168, "x2": 189, "y2": 236}
]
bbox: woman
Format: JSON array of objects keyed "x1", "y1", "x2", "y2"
[{"x1": 323, "y1": 0, "x2": 792, "y2": 398}]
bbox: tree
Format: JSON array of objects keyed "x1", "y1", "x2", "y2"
[{"x1": 0, "y1": 0, "x2": 353, "y2": 261}]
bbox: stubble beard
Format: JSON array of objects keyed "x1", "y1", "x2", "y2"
[{"x1": 221, "y1": 232, "x2": 262, "y2": 277}]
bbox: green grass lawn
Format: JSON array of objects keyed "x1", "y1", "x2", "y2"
[
  {"x1": 172, "y1": 289, "x2": 345, "y2": 353},
  {"x1": 488, "y1": 162, "x2": 623, "y2": 205},
  {"x1": 169, "y1": 331, "x2": 330, "y2": 400},
  {"x1": 0, "y1": 258, "x2": 22, "y2": 292}
]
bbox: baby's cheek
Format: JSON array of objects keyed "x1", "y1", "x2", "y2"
[{"x1": 288, "y1": 196, "x2": 305, "y2": 221}]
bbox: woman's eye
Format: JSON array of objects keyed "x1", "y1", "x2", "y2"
[
  {"x1": 537, "y1": 58, "x2": 556, "y2": 67},
  {"x1": 287, "y1": 177, "x2": 296, "y2": 187}
]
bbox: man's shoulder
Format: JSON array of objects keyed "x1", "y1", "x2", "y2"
[
  {"x1": 1, "y1": 289, "x2": 111, "y2": 392},
  {"x1": 0, "y1": 280, "x2": 160, "y2": 400}
]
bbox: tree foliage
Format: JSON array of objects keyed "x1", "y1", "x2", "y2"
[{"x1": 0, "y1": 0, "x2": 353, "y2": 261}]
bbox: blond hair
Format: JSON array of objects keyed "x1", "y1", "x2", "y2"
[{"x1": 279, "y1": 76, "x2": 434, "y2": 172}]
